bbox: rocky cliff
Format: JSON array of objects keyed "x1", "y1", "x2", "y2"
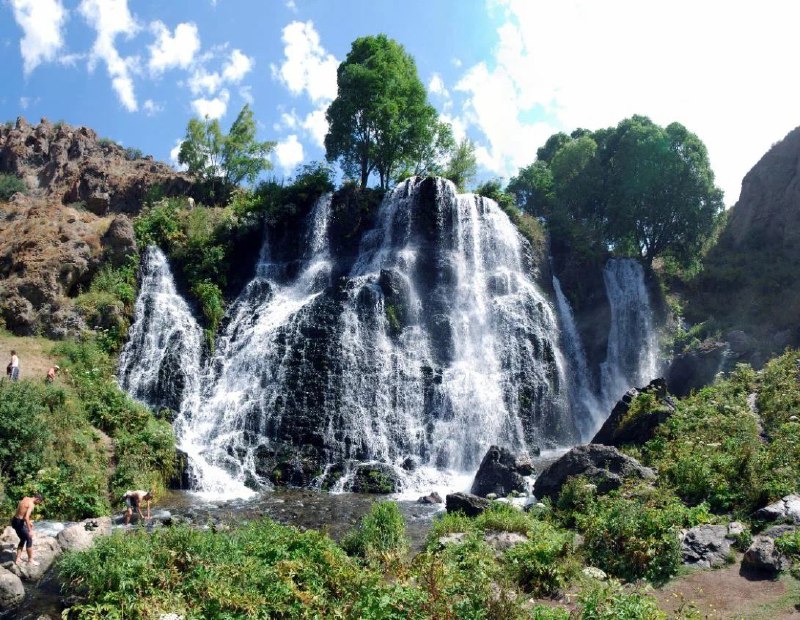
[
  {"x1": 686, "y1": 125, "x2": 800, "y2": 366},
  {"x1": 0, "y1": 117, "x2": 191, "y2": 336}
]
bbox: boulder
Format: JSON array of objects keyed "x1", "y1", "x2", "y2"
[
  {"x1": 470, "y1": 445, "x2": 532, "y2": 497},
  {"x1": 417, "y1": 492, "x2": 443, "y2": 505},
  {"x1": 681, "y1": 524, "x2": 733, "y2": 568},
  {"x1": 350, "y1": 463, "x2": 400, "y2": 494},
  {"x1": 446, "y1": 492, "x2": 491, "y2": 517},
  {"x1": 591, "y1": 378, "x2": 675, "y2": 446},
  {"x1": 532, "y1": 444, "x2": 656, "y2": 501},
  {"x1": 56, "y1": 517, "x2": 111, "y2": 553},
  {"x1": 101, "y1": 214, "x2": 137, "y2": 267},
  {"x1": 743, "y1": 535, "x2": 790, "y2": 574},
  {"x1": 3, "y1": 535, "x2": 61, "y2": 581},
  {"x1": 483, "y1": 532, "x2": 528, "y2": 551},
  {"x1": 666, "y1": 342, "x2": 728, "y2": 397},
  {"x1": 0, "y1": 567, "x2": 24, "y2": 612},
  {"x1": 438, "y1": 533, "x2": 467, "y2": 547},
  {"x1": 754, "y1": 494, "x2": 800, "y2": 524}
]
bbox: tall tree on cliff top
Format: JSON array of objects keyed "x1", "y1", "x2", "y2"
[
  {"x1": 325, "y1": 35, "x2": 439, "y2": 189},
  {"x1": 178, "y1": 105, "x2": 275, "y2": 202}
]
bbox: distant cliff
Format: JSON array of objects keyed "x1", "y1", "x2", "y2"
[
  {"x1": 0, "y1": 117, "x2": 191, "y2": 336},
  {"x1": 686, "y1": 125, "x2": 800, "y2": 366}
]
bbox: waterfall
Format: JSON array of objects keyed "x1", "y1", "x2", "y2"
[
  {"x1": 118, "y1": 246, "x2": 203, "y2": 413},
  {"x1": 121, "y1": 179, "x2": 580, "y2": 497},
  {"x1": 552, "y1": 275, "x2": 604, "y2": 439},
  {"x1": 600, "y1": 258, "x2": 660, "y2": 407}
]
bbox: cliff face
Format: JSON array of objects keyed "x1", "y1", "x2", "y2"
[
  {"x1": 687, "y1": 125, "x2": 800, "y2": 365},
  {"x1": 0, "y1": 117, "x2": 191, "y2": 337}
]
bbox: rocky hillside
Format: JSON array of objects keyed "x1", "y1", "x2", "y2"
[
  {"x1": 685, "y1": 125, "x2": 800, "y2": 367},
  {"x1": 0, "y1": 117, "x2": 191, "y2": 336}
]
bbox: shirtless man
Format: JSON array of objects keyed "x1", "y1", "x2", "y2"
[
  {"x1": 11, "y1": 494, "x2": 43, "y2": 565},
  {"x1": 122, "y1": 490, "x2": 153, "y2": 525}
]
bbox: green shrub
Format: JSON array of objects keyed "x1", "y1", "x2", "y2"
[
  {"x1": 110, "y1": 417, "x2": 176, "y2": 498},
  {"x1": 756, "y1": 351, "x2": 800, "y2": 433},
  {"x1": 342, "y1": 501, "x2": 408, "y2": 563},
  {"x1": 504, "y1": 521, "x2": 576, "y2": 596},
  {"x1": 578, "y1": 579, "x2": 666, "y2": 619},
  {"x1": 0, "y1": 173, "x2": 26, "y2": 200},
  {"x1": 0, "y1": 381, "x2": 54, "y2": 487}
]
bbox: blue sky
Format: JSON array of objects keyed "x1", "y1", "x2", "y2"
[{"x1": 2, "y1": 0, "x2": 799, "y2": 205}]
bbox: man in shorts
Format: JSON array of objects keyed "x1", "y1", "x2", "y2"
[
  {"x1": 11, "y1": 494, "x2": 43, "y2": 565},
  {"x1": 122, "y1": 490, "x2": 153, "y2": 525}
]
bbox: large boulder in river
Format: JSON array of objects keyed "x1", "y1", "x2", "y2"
[
  {"x1": 0, "y1": 567, "x2": 24, "y2": 612},
  {"x1": 3, "y1": 535, "x2": 61, "y2": 581},
  {"x1": 470, "y1": 445, "x2": 532, "y2": 497},
  {"x1": 56, "y1": 517, "x2": 112, "y2": 552},
  {"x1": 591, "y1": 378, "x2": 675, "y2": 447},
  {"x1": 533, "y1": 444, "x2": 656, "y2": 501},
  {"x1": 350, "y1": 463, "x2": 401, "y2": 494},
  {"x1": 446, "y1": 492, "x2": 491, "y2": 517}
]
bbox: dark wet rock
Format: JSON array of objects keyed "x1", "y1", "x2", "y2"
[
  {"x1": 417, "y1": 492, "x2": 443, "y2": 505},
  {"x1": 667, "y1": 342, "x2": 728, "y2": 397},
  {"x1": 681, "y1": 524, "x2": 734, "y2": 568},
  {"x1": 350, "y1": 463, "x2": 400, "y2": 494},
  {"x1": 754, "y1": 494, "x2": 800, "y2": 524},
  {"x1": 591, "y1": 378, "x2": 675, "y2": 447},
  {"x1": 446, "y1": 492, "x2": 491, "y2": 517},
  {"x1": 0, "y1": 567, "x2": 24, "y2": 612},
  {"x1": 532, "y1": 444, "x2": 656, "y2": 501},
  {"x1": 168, "y1": 449, "x2": 193, "y2": 490},
  {"x1": 470, "y1": 445, "x2": 531, "y2": 497}
]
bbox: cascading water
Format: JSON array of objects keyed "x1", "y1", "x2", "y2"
[
  {"x1": 118, "y1": 246, "x2": 203, "y2": 413},
  {"x1": 599, "y1": 258, "x2": 660, "y2": 408},
  {"x1": 552, "y1": 275, "x2": 604, "y2": 439},
  {"x1": 121, "y1": 179, "x2": 581, "y2": 498}
]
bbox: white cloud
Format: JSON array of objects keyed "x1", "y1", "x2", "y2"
[
  {"x1": 457, "y1": 0, "x2": 800, "y2": 204},
  {"x1": 286, "y1": 0, "x2": 298, "y2": 12},
  {"x1": 191, "y1": 88, "x2": 229, "y2": 119},
  {"x1": 271, "y1": 21, "x2": 338, "y2": 103},
  {"x1": 143, "y1": 99, "x2": 162, "y2": 115},
  {"x1": 273, "y1": 134, "x2": 304, "y2": 173},
  {"x1": 170, "y1": 138, "x2": 186, "y2": 170},
  {"x1": 11, "y1": 0, "x2": 68, "y2": 75},
  {"x1": 79, "y1": 0, "x2": 140, "y2": 112},
  {"x1": 148, "y1": 21, "x2": 200, "y2": 75},
  {"x1": 188, "y1": 68, "x2": 222, "y2": 96},
  {"x1": 302, "y1": 107, "x2": 328, "y2": 148},
  {"x1": 222, "y1": 49, "x2": 253, "y2": 83},
  {"x1": 239, "y1": 85, "x2": 254, "y2": 105},
  {"x1": 428, "y1": 73, "x2": 448, "y2": 98}
]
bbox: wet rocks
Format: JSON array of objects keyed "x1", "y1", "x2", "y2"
[
  {"x1": 56, "y1": 517, "x2": 112, "y2": 552},
  {"x1": 591, "y1": 378, "x2": 675, "y2": 447},
  {"x1": 417, "y1": 492, "x2": 443, "y2": 505},
  {"x1": 0, "y1": 567, "x2": 24, "y2": 612},
  {"x1": 470, "y1": 445, "x2": 532, "y2": 497},
  {"x1": 350, "y1": 463, "x2": 401, "y2": 494},
  {"x1": 532, "y1": 444, "x2": 656, "y2": 501},
  {"x1": 445, "y1": 492, "x2": 491, "y2": 517},
  {"x1": 4, "y1": 536, "x2": 61, "y2": 581}
]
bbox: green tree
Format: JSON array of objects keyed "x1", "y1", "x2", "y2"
[
  {"x1": 325, "y1": 35, "x2": 439, "y2": 190},
  {"x1": 443, "y1": 137, "x2": 478, "y2": 191},
  {"x1": 507, "y1": 160, "x2": 553, "y2": 216},
  {"x1": 178, "y1": 105, "x2": 275, "y2": 202}
]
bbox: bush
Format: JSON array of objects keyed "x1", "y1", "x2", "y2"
[
  {"x1": 578, "y1": 579, "x2": 666, "y2": 620},
  {"x1": 0, "y1": 173, "x2": 26, "y2": 200},
  {"x1": 342, "y1": 501, "x2": 408, "y2": 563},
  {"x1": 504, "y1": 521, "x2": 576, "y2": 596}
]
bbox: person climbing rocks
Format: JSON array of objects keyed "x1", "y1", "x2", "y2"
[
  {"x1": 46, "y1": 365, "x2": 59, "y2": 383},
  {"x1": 9, "y1": 350, "x2": 19, "y2": 381},
  {"x1": 11, "y1": 494, "x2": 43, "y2": 566},
  {"x1": 122, "y1": 490, "x2": 153, "y2": 525}
]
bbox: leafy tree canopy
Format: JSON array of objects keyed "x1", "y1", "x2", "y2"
[
  {"x1": 178, "y1": 104, "x2": 275, "y2": 203},
  {"x1": 443, "y1": 137, "x2": 478, "y2": 191},
  {"x1": 325, "y1": 34, "x2": 441, "y2": 190},
  {"x1": 510, "y1": 115, "x2": 723, "y2": 266}
]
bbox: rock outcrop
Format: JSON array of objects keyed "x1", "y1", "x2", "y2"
[
  {"x1": 754, "y1": 494, "x2": 800, "y2": 524},
  {"x1": 742, "y1": 524, "x2": 795, "y2": 574},
  {"x1": 0, "y1": 567, "x2": 24, "y2": 612},
  {"x1": 532, "y1": 444, "x2": 656, "y2": 501},
  {"x1": 681, "y1": 523, "x2": 743, "y2": 568},
  {"x1": 0, "y1": 117, "x2": 191, "y2": 336},
  {"x1": 445, "y1": 492, "x2": 491, "y2": 517},
  {"x1": 591, "y1": 379, "x2": 675, "y2": 447},
  {"x1": 470, "y1": 445, "x2": 533, "y2": 497}
]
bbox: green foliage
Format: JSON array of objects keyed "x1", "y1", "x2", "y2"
[
  {"x1": 756, "y1": 351, "x2": 800, "y2": 433},
  {"x1": 325, "y1": 34, "x2": 440, "y2": 189},
  {"x1": 0, "y1": 381, "x2": 54, "y2": 488},
  {"x1": 110, "y1": 417, "x2": 176, "y2": 498},
  {"x1": 0, "y1": 172, "x2": 27, "y2": 200},
  {"x1": 443, "y1": 137, "x2": 477, "y2": 191},
  {"x1": 574, "y1": 485, "x2": 702, "y2": 584},
  {"x1": 342, "y1": 501, "x2": 408, "y2": 564},
  {"x1": 578, "y1": 579, "x2": 666, "y2": 620},
  {"x1": 504, "y1": 522, "x2": 576, "y2": 596},
  {"x1": 123, "y1": 146, "x2": 144, "y2": 160},
  {"x1": 179, "y1": 104, "x2": 275, "y2": 203}
]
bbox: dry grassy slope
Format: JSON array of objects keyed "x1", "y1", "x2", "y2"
[{"x1": 0, "y1": 329, "x2": 58, "y2": 380}]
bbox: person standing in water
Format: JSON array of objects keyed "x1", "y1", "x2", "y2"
[
  {"x1": 11, "y1": 494, "x2": 43, "y2": 566},
  {"x1": 122, "y1": 490, "x2": 153, "y2": 525}
]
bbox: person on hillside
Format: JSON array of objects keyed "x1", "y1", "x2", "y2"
[
  {"x1": 122, "y1": 490, "x2": 153, "y2": 525},
  {"x1": 11, "y1": 494, "x2": 43, "y2": 566},
  {"x1": 45, "y1": 365, "x2": 59, "y2": 383},
  {"x1": 9, "y1": 350, "x2": 19, "y2": 381}
]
